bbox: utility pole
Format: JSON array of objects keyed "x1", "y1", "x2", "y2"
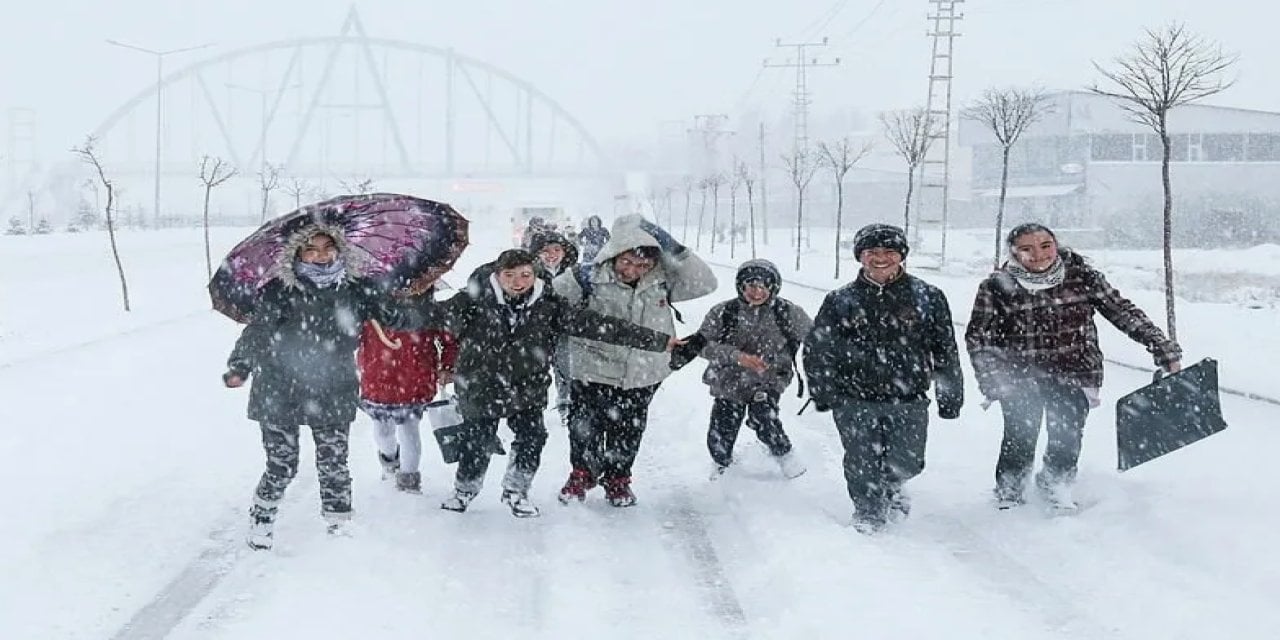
[
  {"x1": 764, "y1": 38, "x2": 840, "y2": 154},
  {"x1": 5, "y1": 108, "x2": 37, "y2": 208},
  {"x1": 916, "y1": 1, "x2": 964, "y2": 265},
  {"x1": 106, "y1": 39, "x2": 215, "y2": 228}
]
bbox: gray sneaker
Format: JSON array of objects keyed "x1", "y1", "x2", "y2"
[
  {"x1": 245, "y1": 515, "x2": 274, "y2": 550},
  {"x1": 500, "y1": 490, "x2": 541, "y2": 518},
  {"x1": 441, "y1": 489, "x2": 478, "y2": 513}
]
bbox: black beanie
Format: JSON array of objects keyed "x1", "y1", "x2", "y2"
[
  {"x1": 735, "y1": 260, "x2": 781, "y2": 297},
  {"x1": 853, "y1": 224, "x2": 909, "y2": 259}
]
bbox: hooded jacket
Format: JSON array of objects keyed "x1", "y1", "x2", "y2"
[
  {"x1": 227, "y1": 225, "x2": 401, "y2": 425},
  {"x1": 528, "y1": 229, "x2": 580, "y2": 280},
  {"x1": 443, "y1": 260, "x2": 671, "y2": 419},
  {"x1": 697, "y1": 259, "x2": 813, "y2": 402},
  {"x1": 552, "y1": 215, "x2": 716, "y2": 389},
  {"x1": 577, "y1": 215, "x2": 611, "y2": 261}
]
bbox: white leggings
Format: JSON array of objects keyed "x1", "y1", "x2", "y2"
[{"x1": 372, "y1": 416, "x2": 423, "y2": 474}]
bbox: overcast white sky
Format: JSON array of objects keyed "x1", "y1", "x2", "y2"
[{"x1": 1, "y1": 0, "x2": 1274, "y2": 160}]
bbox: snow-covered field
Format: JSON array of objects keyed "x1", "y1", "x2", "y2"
[{"x1": 1, "y1": 223, "x2": 1278, "y2": 639}]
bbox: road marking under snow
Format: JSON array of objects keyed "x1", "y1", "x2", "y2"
[
  {"x1": 108, "y1": 525, "x2": 241, "y2": 640},
  {"x1": 660, "y1": 494, "x2": 751, "y2": 639}
]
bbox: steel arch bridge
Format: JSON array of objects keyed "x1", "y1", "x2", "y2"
[{"x1": 90, "y1": 9, "x2": 608, "y2": 185}]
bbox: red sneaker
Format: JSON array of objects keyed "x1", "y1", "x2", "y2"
[
  {"x1": 603, "y1": 476, "x2": 636, "y2": 508},
  {"x1": 557, "y1": 467, "x2": 596, "y2": 504}
]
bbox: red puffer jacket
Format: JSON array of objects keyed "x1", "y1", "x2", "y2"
[{"x1": 358, "y1": 323, "x2": 457, "y2": 405}]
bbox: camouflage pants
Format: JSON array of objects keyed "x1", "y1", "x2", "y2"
[{"x1": 249, "y1": 422, "x2": 352, "y2": 523}]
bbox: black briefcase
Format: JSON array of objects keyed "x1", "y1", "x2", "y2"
[{"x1": 1115, "y1": 358, "x2": 1228, "y2": 472}]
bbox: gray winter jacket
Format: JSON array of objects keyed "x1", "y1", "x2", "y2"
[
  {"x1": 698, "y1": 297, "x2": 812, "y2": 402},
  {"x1": 553, "y1": 215, "x2": 717, "y2": 389}
]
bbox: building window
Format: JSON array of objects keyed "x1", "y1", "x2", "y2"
[
  {"x1": 1167, "y1": 134, "x2": 1189, "y2": 162},
  {"x1": 1090, "y1": 134, "x2": 1130, "y2": 161},
  {"x1": 1246, "y1": 133, "x2": 1280, "y2": 161},
  {"x1": 1203, "y1": 134, "x2": 1244, "y2": 161},
  {"x1": 1187, "y1": 133, "x2": 1204, "y2": 161},
  {"x1": 1132, "y1": 134, "x2": 1149, "y2": 161}
]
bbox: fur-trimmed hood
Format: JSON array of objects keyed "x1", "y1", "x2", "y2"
[{"x1": 274, "y1": 223, "x2": 373, "y2": 289}]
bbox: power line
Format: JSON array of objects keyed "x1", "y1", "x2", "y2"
[{"x1": 796, "y1": 0, "x2": 854, "y2": 40}]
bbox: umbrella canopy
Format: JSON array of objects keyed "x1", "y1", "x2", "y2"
[
  {"x1": 1116, "y1": 358, "x2": 1228, "y2": 472},
  {"x1": 209, "y1": 193, "x2": 469, "y2": 322}
]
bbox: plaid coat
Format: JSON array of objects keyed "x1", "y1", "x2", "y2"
[{"x1": 965, "y1": 250, "x2": 1181, "y2": 398}]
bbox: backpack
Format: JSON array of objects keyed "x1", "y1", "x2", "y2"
[{"x1": 718, "y1": 298, "x2": 806, "y2": 397}]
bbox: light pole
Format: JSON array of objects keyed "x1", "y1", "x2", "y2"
[{"x1": 106, "y1": 39, "x2": 214, "y2": 228}]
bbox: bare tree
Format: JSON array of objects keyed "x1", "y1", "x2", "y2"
[
  {"x1": 283, "y1": 176, "x2": 311, "y2": 210},
  {"x1": 736, "y1": 161, "x2": 758, "y2": 259},
  {"x1": 72, "y1": 137, "x2": 130, "y2": 312},
  {"x1": 680, "y1": 175, "x2": 694, "y2": 242},
  {"x1": 728, "y1": 160, "x2": 742, "y2": 259},
  {"x1": 694, "y1": 178, "x2": 709, "y2": 250},
  {"x1": 819, "y1": 138, "x2": 874, "y2": 279},
  {"x1": 781, "y1": 148, "x2": 820, "y2": 271},
  {"x1": 707, "y1": 173, "x2": 725, "y2": 253},
  {"x1": 338, "y1": 176, "x2": 376, "y2": 195},
  {"x1": 961, "y1": 87, "x2": 1054, "y2": 269},
  {"x1": 1090, "y1": 23, "x2": 1237, "y2": 341},
  {"x1": 257, "y1": 163, "x2": 283, "y2": 222},
  {"x1": 198, "y1": 156, "x2": 236, "y2": 280},
  {"x1": 879, "y1": 107, "x2": 941, "y2": 239}
]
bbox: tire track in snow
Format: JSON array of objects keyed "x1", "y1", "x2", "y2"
[{"x1": 659, "y1": 493, "x2": 752, "y2": 640}]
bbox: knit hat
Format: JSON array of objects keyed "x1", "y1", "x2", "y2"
[
  {"x1": 852, "y1": 223, "x2": 909, "y2": 259},
  {"x1": 734, "y1": 259, "x2": 781, "y2": 297}
]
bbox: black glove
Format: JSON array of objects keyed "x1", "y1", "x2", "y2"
[
  {"x1": 637, "y1": 219, "x2": 687, "y2": 256},
  {"x1": 938, "y1": 404, "x2": 961, "y2": 420},
  {"x1": 813, "y1": 400, "x2": 832, "y2": 413},
  {"x1": 668, "y1": 333, "x2": 708, "y2": 370}
]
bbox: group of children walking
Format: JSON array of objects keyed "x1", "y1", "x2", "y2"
[{"x1": 224, "y1": 215, "x2": 1181, "y2": 547}]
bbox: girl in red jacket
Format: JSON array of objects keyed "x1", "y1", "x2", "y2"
[{"x1": 358, "y1": 289, "x2": 458, "y2": 493}]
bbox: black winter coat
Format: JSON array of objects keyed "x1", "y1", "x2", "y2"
[
  {"x1": 227, "y1": 278, "x2": 399, "y2": 425},
  {"x1": 443, "y1": 264, "x2": 669, "y2": 420},
  {"x1": 803, "y1": 271, "x2": 964, "y2": 415}
]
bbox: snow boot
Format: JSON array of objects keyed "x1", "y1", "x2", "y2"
[
  {"x1": 378, "y1": 448, "x2": 400, "y2": 480},
  {"x1": 775, "y1": 451, "x2": 807, "y2": 479},
  {"x1": 557, "y1": 467, "x2": 596, "y2": 504},
  {"x1": 993, "y1": 485, "x2": 1026, "y2": 510},
  {"x1": 395, "y1": 471, "x2": 422, "y2": 494},
  {"x1": 501, "y1": 490, "x2": 541, "y2": 518},
  {"x1": 603, "y1": 476, "x2": 637, "y2": 508},
  {"x1": 851, "y1": 514, "x2": 886, "y2": 535},
  {"x1": 441, "y1": 489, "x2": 478, "y2": 513},
  {"x1": 245, "y1": 514, "x2": 274, "y2": 551},
  {"x1": 709, "y1": 462, "x2": 729, "y2": 481},
  {"x1": 1034, "y1": 472, "x2": 1078, "y2": 513},
  {"x1": 887, "y1": 488, "x2": 912, "y2": 523}
]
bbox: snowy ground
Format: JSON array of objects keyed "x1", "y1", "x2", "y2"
[{"x1": 1, "y1": 224, "x2": 1278, "y2": 639}]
